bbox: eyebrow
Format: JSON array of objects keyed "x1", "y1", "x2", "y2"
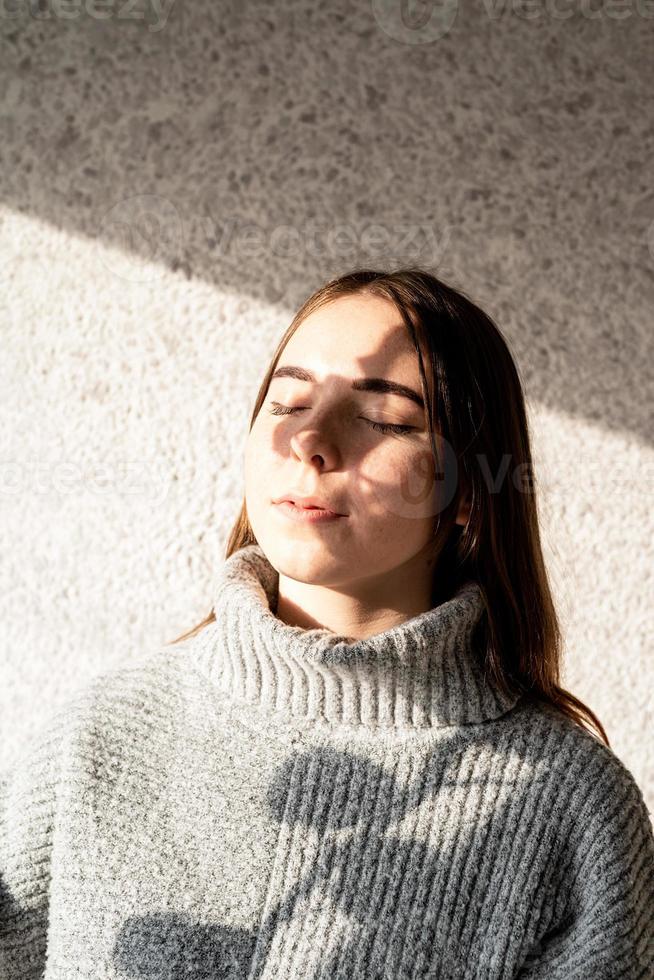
[{"x1": 270, "y1": 365, "x2": 425, "y2": 410}]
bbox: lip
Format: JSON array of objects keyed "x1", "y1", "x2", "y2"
[
  {"x1": 272, "y1": 493, "x2": 345, "y2": 515},
  {"x1": 273, "y1": 501, "x2": 345, "y2": 524}
]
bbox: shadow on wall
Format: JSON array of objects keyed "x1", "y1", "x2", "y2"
[{"x1": 2, "y1": 0, "x2": 653, "y2": 446}]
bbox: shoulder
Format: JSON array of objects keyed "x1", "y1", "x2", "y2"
[
  {"x1": 2, "y1": 642, "x2": 205, "y2": 785},
  {"x1": 67, "y1": 643, "x2": 194, "y2": 718},
  {"x1": 484, "y1": 697, "x2": 654, "y2": 923},
  {"x1": 71, "y1": 642, "x2": 214, "y2": 753},
  {"x1": 503, "y1": 695, "x2": 652, "y2": 836},
  {"x1": 501, "y1": 709, "x2": 654, "y2": 975}
]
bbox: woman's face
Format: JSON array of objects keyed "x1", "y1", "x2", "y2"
[{"x1": 244, "y1": 291, "x2": 451, "y2": 592}]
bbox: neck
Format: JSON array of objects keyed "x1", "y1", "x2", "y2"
[
  {"x1": 274, "y1": 559, "x2": 435, "y2": 640},
  {"x1": 191, "y1": 544, "x2": 521, "y2": 733}
]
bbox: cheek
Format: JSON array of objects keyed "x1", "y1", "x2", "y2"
[
  {"x1": 246, "y1": 416, "x2": 278, "y2": 463},
  {"x1": 243, "y1": 427, "x2": 269, "y2": 499},
  {"x1": 244, "y1": 421, "x2": 287, "y2": 521},
  {"x1": 362, "y1": 445, "x2": 440, "y2": 526}
]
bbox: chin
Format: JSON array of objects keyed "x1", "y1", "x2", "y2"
[{"x1": 266, "y1": 536, "x2": 346, "y2": 583}]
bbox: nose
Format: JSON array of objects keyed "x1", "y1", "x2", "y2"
[{"x1": 290, "y1": 426, "x2": 340, "y2": 471}]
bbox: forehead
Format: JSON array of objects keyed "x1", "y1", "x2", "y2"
[{"x1": 280, "y1": 293, "x2": 420, "y2": 380}]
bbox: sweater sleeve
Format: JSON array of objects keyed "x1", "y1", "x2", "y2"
[
  {"x1": 0, "y1": 714, "x2": 68, "y2": 980},
  {"x1": 516, "y1": 754, "x2": 654, "y2": 979}
]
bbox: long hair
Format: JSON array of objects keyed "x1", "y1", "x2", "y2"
[{"x1": 166, "y1": 266, "x2": 610, "y2": 747}]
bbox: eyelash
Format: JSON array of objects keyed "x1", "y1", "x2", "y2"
[{"x1": 267, "y1": 402, "x2": 415, "y2": 435}]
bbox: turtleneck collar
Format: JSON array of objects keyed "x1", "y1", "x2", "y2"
[{"x1": 191, "y1": 544, "x2": 521, "y2": 733}]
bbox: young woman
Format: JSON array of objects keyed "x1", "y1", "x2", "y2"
[{"x1": 2, "y1": 268, "x2": 652, "y2": 979}]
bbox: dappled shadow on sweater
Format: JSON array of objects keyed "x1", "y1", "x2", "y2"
[
  {"x1": 112, "y1": 740, "x2": 549, "y2": 980},
  {"x1": 113, "y1": 912, "x2": 256, "y2": 978}
]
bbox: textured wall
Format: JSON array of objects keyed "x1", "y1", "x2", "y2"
[{"x1": 1, "y1": 1, "x2": 652, "y2": 812}]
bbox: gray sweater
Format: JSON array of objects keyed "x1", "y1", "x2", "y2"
[{"x1": 1, "y1": 543, "x2": 653, "y2": 979}]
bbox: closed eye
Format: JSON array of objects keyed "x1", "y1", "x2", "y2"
[{"x1": 267, "y1": 402, "x2": 416, "y2": 435}]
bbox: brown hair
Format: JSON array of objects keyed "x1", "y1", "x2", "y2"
[{"x1": 166, "y1": 266, "x2": 610, "y2": 747}]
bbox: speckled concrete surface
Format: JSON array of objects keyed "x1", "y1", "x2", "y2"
[{"x1": 0, "y1": 1, "x2": 652, "y2": 810}]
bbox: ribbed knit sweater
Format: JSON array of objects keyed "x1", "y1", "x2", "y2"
[{"x1": 1, "y1": 543, "x2": 653, "y2": 980}]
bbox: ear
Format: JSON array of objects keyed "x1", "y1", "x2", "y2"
[{"x1": 455, "y1": 494, "x2": 471, "y2": 527}]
